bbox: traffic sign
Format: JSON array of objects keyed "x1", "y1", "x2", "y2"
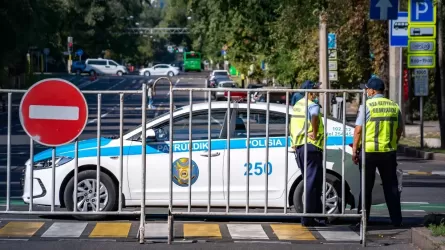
[
  {"x1": 370, "y1": 0, "x2": 399, "y2": 20},
  {"x1": 408, "y1": 0, "x2": 436, "y2": 24},
  {"x1": 328, "y1": 49, "x2": 337, "y2": 60},
  {"x1": 408, "y1": 40, "x2": 436, "y2": 54},
  {"x1": 328, "y1": 61, "x2": 338, "y2": 71},
  {"x1": 76, "y1": 49, "x2": 83, "y2": 56},
  {"x1": 407, "y1": 54, "x2": 436, "y2": 68},
  {"x1": 19, "y1": 78, "x2": 88, "y2": 147},
  {"x1": 328, "y1": 33, "x2": 337, "y2": 49},
  {"x1": 408, "y1": 24, "x2": 436, "y2": 39},
  {"x1": 329, "y1": 71, "x2": 338, "y2": 81},
  {"x1": 414, "y1": 69, "x2": 429, "y2": 96},
  {"x1": 390, "y1": 12, "x2": 408, "y2": 47}
]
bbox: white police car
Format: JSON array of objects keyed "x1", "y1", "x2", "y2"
[{"x1": 22, "y1": 102, "x2": 386, "y2": 220}]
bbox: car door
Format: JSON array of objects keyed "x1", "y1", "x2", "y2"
[
  {"x1": 127, "y1": 109, "x2": 228, "y2": 206},
  {"x1": 225, "y1": 108, "x2": 295, "y2": 207},
  {"x1": 107, "y1": 60, "x2": 119, "y2": 74}
]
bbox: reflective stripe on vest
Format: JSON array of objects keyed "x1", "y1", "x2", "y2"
[
  {"x1": 365, "y1": 97, "x2": 400, "y2": 152},
  {"x1": 290, "y1": 99, "x2": 324, "y2": 149}
]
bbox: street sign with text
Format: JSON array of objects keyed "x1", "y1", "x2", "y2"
[
  {"x1": 370, "y1": 0, "x2": 399, "y2": 20},
  {"x1": 408, "y1": 40, "x2": 436, "y2": 54},
  {"x1": 328, "y1": 49, "x2": 338, "y2": 60},
  {"x1": 408, "y1": 54, "x2": 436, "y2": 68},
  {"x1": 329, "y1": 61, "x2": 338, "y2": 71},
  {"x1": 414, "y1": 69, "x2": 429, "y2": 96}
]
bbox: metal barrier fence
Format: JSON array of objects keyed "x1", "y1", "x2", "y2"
[{"x1": 0, "y1": 77, "x2": 367, "y2": 246}]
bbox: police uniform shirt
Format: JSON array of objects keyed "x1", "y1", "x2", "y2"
[{"x1": 355, "y1": 94, "x2": 402, "y2": 128}]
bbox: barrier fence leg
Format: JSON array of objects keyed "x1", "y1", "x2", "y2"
[{"x1": 168, "y1": 209, "x2": 174, "y2": 244}]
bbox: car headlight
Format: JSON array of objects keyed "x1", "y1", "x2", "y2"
[{"x1": 33, "y1": 156, "x2": 73, "y2": 170}]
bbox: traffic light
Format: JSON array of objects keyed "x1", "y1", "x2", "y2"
[{"x1": 67, "y1": 36, "x2": 73, "y2": 53}]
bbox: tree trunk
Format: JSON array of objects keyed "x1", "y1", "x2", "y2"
[{"x1": 437, "y1": 1, "x2": 445, "y2": 148}]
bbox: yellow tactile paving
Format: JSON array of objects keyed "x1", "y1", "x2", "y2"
[
  {"x1": 0, "y1": 222, "x2": 44, "y2": 237},
  {"x1": 270, "y1": 224, "x2": 316, "y2": 240},
  {"x1": 407, "y1": 171, "x2": 432, "y2": 176},
  {"x1": 183, "y1": 223, "x2": 222, "y2": 238},
  {"x1": 89, "y1": 222, "x2": 131, "y2": 238}
]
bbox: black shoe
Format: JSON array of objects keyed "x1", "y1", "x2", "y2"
[
  {"x1": 315, "y1": 219, "x2": 327, "y2": 227},
  {"x1": 302, "y1": 219, "x2": 317, "y2": 227},
  {"x1": 393, "y1": 222, "x2": 404, "y2": 228}
]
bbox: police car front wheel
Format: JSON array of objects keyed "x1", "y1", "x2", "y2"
[
  {"x1": 293, "y1": 174, "x2": 342, "y2": 218},
  {"x1": 63, "y1": 170, "x2": 118, "y2": 220}
]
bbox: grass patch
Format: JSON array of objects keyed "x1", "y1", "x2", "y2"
[{"x1": 428, "y1": 222, "x2": 445, "y2": 237}]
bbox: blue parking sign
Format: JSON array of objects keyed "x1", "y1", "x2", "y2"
[
  {"x1": 409, "y1": 0, "x2": 436, "y2": 24},
  {"x1": 328, "y1": 33, "x2": 336, "y2": 49}
]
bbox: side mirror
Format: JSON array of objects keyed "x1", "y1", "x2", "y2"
[{"x1": 146, "y1": 129, "x2": 157, "y2": 142}]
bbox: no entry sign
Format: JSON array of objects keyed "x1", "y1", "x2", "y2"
[{"x1": 19, "y1": 78, "x2": 88, "y2": 147}]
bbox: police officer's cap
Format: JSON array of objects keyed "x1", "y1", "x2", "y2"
[
  {"x1": 360, "y1": 78, "x2": 385, "y2": 91},
  {"x1": 300, "y1": 80, "x2": 321, "y2": 89}
]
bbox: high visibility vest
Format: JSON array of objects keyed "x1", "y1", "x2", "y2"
[
  {"x1": 290, "y1": 99, "x2": 324, "y2": 149},
  {"x1": 365, "y1": 97, "x2": 400, "y2": 152}
]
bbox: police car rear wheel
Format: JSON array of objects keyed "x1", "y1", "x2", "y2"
[
  {"x1": 293, "y1": 174, "x2": 342, "y2": 220},
  {"x1": 63, "y1": 170, "x2": 117, "y2": 220}
]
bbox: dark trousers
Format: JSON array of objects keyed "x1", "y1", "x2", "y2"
[
  {"x1": 295, "y1": 144, "x2": 323, "y2": 224},
  {"x1": 357, "y1": 151, "x2": 402, "y2": 225}
]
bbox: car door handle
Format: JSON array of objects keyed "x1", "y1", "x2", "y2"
[
  {"x1": 105, "y1": 66, "x2": 110, "y2": 68},
  {"x1": 200, "y1": 151, "x2": 221, "y2": 157}
]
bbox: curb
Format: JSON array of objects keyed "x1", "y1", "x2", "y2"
[
  {"x1": 412, "y1": 227, "x2": 445, "y2": 250},
  {"x1": 398, "y1": 145, "x2": 445, "y2": 161}
]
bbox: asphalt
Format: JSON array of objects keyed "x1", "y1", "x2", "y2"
[{"x1": 0, "y1": 73, "x2": 443, "y2": 249}]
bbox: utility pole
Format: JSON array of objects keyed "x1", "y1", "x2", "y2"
[
  {"x1": 437, "y1": 0, "x2": 445, "y2": 148},
  {"x1": 319, "y1": 11, "x2": 330, "y2": 114}
]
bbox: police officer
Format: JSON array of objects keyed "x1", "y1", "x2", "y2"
[
  {"x1": 352, "y1": 77, "x2": 403, "y2": 227},
  {"x1": 290, "y1": 80, "x2": 326, "y2": 226}
]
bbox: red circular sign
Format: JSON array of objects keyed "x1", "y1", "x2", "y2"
[{"x1": 19, "y1": 78, "x2": 88, "y2": 147}]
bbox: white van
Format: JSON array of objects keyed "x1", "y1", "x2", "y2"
[{"x1": 84, "y1": 58, "x2": 128, "y2": 76}]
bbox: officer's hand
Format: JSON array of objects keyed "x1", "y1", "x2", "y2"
[
  {"x1": 308, "y1": 132, "x2": 316, "y2": 140},
  {"x1": 352, "y1": 152, "x2": 359, "y2": 165}
]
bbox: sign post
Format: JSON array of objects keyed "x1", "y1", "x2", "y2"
[
  {"x1": 407, "y1": 0, "x2": 436, "y2": 148},
  {"x1": 19, "y1": 78, "x2": 88, "y2": 147},
  {"x1": 43, "y1": 48, "x2": 50, "y2": 72},
  {"x1": 413, "y1": 69, "x2": 428, "y2": 148}
]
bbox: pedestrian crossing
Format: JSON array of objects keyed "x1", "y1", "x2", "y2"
[{"x1": 0, "y1": 221, "x2": 361, "y2": 242}]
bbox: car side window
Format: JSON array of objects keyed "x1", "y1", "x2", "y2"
[
  {"x1": 152, "y1": 110, "x2": 227, "y2": 141},
  {"x1": 233, "y1": 110, "x2": 288, "y2": 138},
  {"x1": 108, "y1": 61, "x2": 118, "y2": 66}
]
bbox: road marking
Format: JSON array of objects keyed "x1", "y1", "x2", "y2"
[
  {"x1": 401, "y1": 202, "x2": 429, "y2": 204},
  {"x1": 227, "y1": 224, "x2": 268, "y2": 240},
  {"x1": 402, "y1": 210, "x2": 425, "y2": 212},
  {"x1": 29, "y1": 105, "x2": 79, "y2": 120},
  {"x1": 183, "y1": 223, "x2": 222, "y2": 239},
  {"x1": 87, "y1": 79, "x2": 126, "y2": 124},
  {"x1": 270, "y1": 224, "x2": 315, "y2": 241},
  {"x1": 315, "y1": 226, "x2": 359, "y2": 241},
  {"x1": 89, "y1": 222, "x2": 131, "y2": 238},
  {"x1": 432, "y1": 171, "x2": 445, "y2": 175},
  {"x1": 42, "y1": 222, "x2": 87, "y2": 237},
  {"x1": 0, "y1": 222, "x2": 44, "y2": 237},
  {"x1": 144, "y1": 223, "x2": 168, "y2": 239}
]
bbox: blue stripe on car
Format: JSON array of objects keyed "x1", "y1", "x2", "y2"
[{"x1": 33, "y1": 136, "x2": 353, "y2": 162}]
